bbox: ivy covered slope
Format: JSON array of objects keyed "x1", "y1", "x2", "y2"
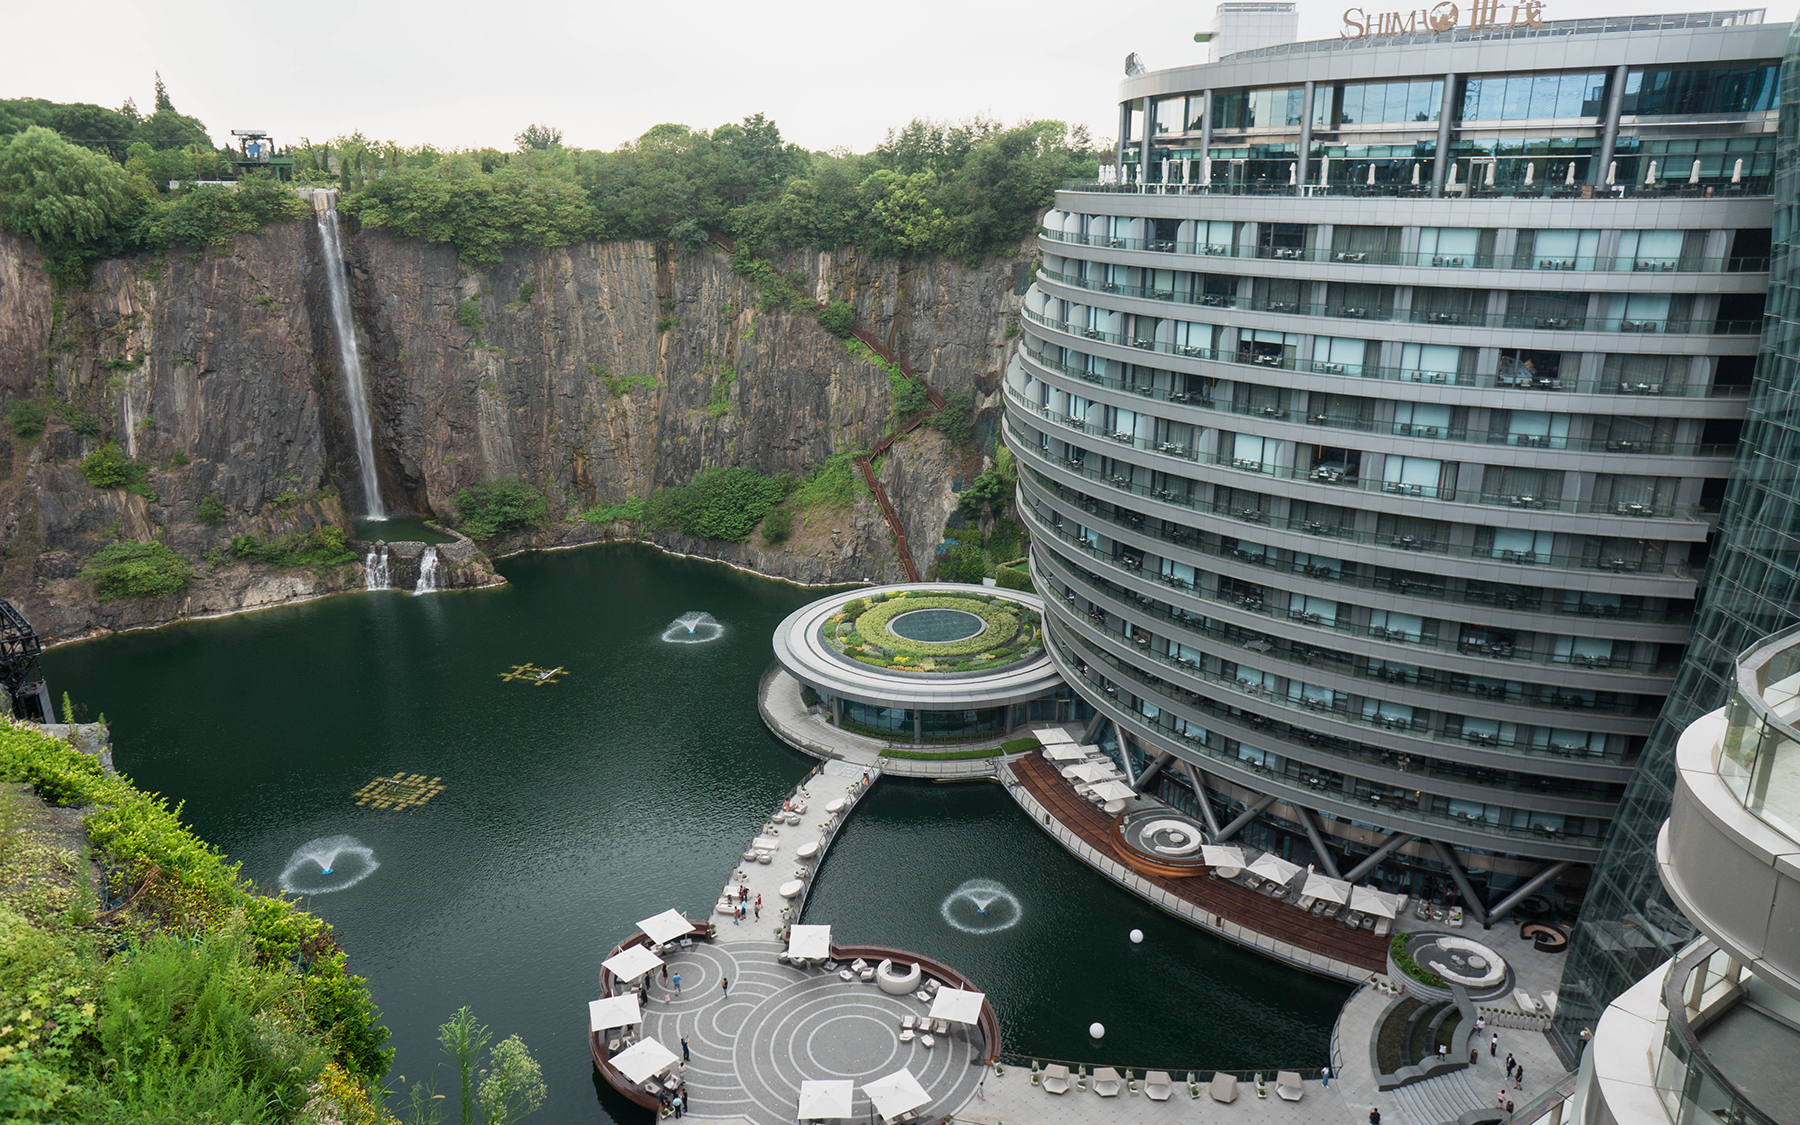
[{"x1": 0, "y1": 719, "x2": 390, "y2": 1124}]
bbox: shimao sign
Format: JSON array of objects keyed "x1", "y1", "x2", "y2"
[{"x1": 1341, "y1": 0, "x2": 1545, "y2": 37}]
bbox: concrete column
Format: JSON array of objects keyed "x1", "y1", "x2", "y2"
[
  {"x1": 1297, "y1": 81, "x2": 1315, "y2": 195},
  {"x1": 1293, "y1": 806, "x2": 1341, "y2": 878},
  {"x1": 1198, "y1": 90, "x2": 1213, "y2": 187},
  {"x1": 1214, "y1": 793, "x2": 1277, "y2": 842},
  {"x1": 1429, "y1": 838, "x2": 1492, "y2": 927},
  {"x1": 1488, "y1": 861, "x2": 1573, "y2": 923},
  {"x1": 831, "y1": 696, "x2": 843, "y2": 726},
  {"x1": 1430, "y1": 73, "x2": 1457, "y2": 197},
  {"x1": 913, "y1": 711, "x2": 922, "y2": 744},
  {"x1": 1082, "y1": 711, "x2": 1109, "y2": 744},
  {"x1": 1595, "y1": 64, "x2": 1630, "y2": 188},
  {"x1": 1133, "y1": 750, "x2": 1176, "y2": 793},
  {"x1": 1117, "y1": 102, "x2": 1131, "y2": 171},
  {"x1": 1138, "y1": 99, "x2": 1153, "y2": 184},
  {"x1": 1342, "y1": 831, "x2": 1415, "y2": 883}
]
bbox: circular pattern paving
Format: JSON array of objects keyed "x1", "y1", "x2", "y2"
[
  {"x1": 639, "y1": 940, "x2": 986, "y2": 1125},
  {"x1": 1119, "y1": 810, "x2": 1210, "y2": 869},
  {"x1": 888, "y1": 608, "x2": 987, "y2": 643}
]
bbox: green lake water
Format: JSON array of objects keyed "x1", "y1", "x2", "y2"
[{"x1": 42, "y1": 544, "x2": 1343, "y2": 1122}]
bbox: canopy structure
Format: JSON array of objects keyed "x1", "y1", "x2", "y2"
[
  {"x1": 1302, "y1": 873, "x2": 1352, "y2": 904},
  {"x1": 863, "y1": 1069, "x2": 930, "y2": 1120},
  {"x1": 1089, "y1": 779, "x2": 1138, "y2": 802},
  {"x1": 588, "y1": 994, "x2": 642, "y2": 1032},
  {"x1": 602, "y1": 944, "x2": 664, "y2": 982},
  {"x1": 798, "y1": 1079, "x2": 855, "y2": 1119},
  {"x1": 610, "y1": 1037, "x2": 679, "y2": 1084},
  {"x1": 928, "y1": 987, "x2": 986, "y2": 1025},
  {"x1": 788, "y1": 924, "x2": 833, "y2": 960},
  {"x1": 636, "y1": 909, "x2": 692, "y2": 946},
  {"x1": 1035, "y1": 727, "x2": 1075, "y2": 744},
  {"x1": 1065, "y1": 762, "x2": 1117, "y2": 782},
  {"x1": 1351, "y1": 885, "x2": 1405, "y2": 918},
  {"x1": 1043, "y1": 744, "x2": 1089, "y2": 761},
  {"x1": 1202, "y1": 844, "x2": 1246, "y2": 867},
  {"x1": 1248, "y1": 853, "x2": 1302, "y2": 885}
]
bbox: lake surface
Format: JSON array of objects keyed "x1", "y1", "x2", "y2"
[{"x1": 43, "y1": 544, "x2": 1342, "y2": 1122}]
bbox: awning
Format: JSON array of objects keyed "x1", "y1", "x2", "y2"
[
  {"x1": 1043, "y1": 744, "x2": 1090, "y2": 761},
  {"x1": 609, "y1": 1037, "x2": 679, "y2": 1084},
  {"x1": 1035, "y1": 727, "x2": 1075, "y2": 744},
  {"x1": 1065, "y1": 762, "x2": 1117, "y2": 782},
  {"x1": 788, "y1": 923, "x2": 833, "y2": 960},
  {"x1": 798, "y1": 1079, "x2": 855, "y2": 1119},
  {"x1": 929, "y1": 987, "x2": 985, "y2": 1025},
  {"x1": 863, "y1": 1069, "x2": 930, "y2": 1120},
  {"x1": 1202, "y1": 845, "x2": 1246, "y2": 867},
  {"x1": 1089, "y1": 779, "x2": 1138, "y2": 801},
  {"x1": 602, "y1": 944, "x2": 664, "y2": 982},
  {"x1": 1302, "y1": 873, "x2": 1352, "y2": 904},
  {"x1": 1248, "y1": 853, "x2": 1302, "y2": 885},
  {"x1": 588, "y1": 994, "x2": 641, "y2": 1032},
  {"x1": 1351, "y1": 885, "x2": 1404, "y2": 918},
  {"x1": 636, "y1": 908, "x2": 692, "y2": 946}
]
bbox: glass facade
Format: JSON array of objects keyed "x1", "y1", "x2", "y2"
[
  {"x1": 1552, "y1": 17, "x2": 1800, "y2": 1053},
  {"x1": 1460, "y1": 72, "x2": 1607, "y2": 121},
  {"x1": 1623, "y1": 64, "x2": 1781, "y2": 116}
]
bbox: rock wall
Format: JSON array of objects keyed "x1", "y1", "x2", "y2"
[{"x1": 0, "y1": 221, "x2": 1031, "y2": 642}]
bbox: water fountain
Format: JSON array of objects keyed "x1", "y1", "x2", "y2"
[
  {"x1": 940, "y1": 877, "x2": 1023, "y2": 934},
  {"x1": 364, "y1": 544, "x2": 391, "y2": 590},
  {"x1": 314, "y1": 203, "x2": 386, "y2": 521},
  {"x1": 413, "y1": 546, "x2": 440, "y2": 595},
  {"x1": 277, "y1": 835, "x2": 379, "y2": 895},
  {"x1": 661, "y1": 612, "x2": 724, "y2": 644}
]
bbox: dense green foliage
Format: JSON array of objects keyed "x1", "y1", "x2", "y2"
[
  {"x1": 228, "y1": 527, "x2": 357, "y2": 570},
  {"x1": 790, "y1": 452, "x2": 867, "y2": 512},
  {"x1": 646, "y1": 466, "x2": 784, "y2": 542},
  {"x1": 77, "y1": 541, "x2": 191, "y2": 599},
  {"x1": 577, "y1": 495, "x2": 647, "y2": 525},
  {"x1": 0, "y1": 719, "x2": 391, "y2": 1122},
  {"x1": 196, "y1": 494, "x2": 226, "y2": 526},
  {"x1": 816, "y1": 299, "x2": 854, "y2": 338},
  {"x1": 760, "y1": 505, "x2": 793, "y2": 544},
  {"x1": 7, "y1": 399, "x2": 46, "y2": 439},
  {"x1": 454, "y1": 478, "x2": 550, "y2": 540},
  {"x1": 78, "y1": 443, "x2": 153, "y2": 498},
  {"x1": 850, "y1": 594, "x2": 1022, "y2": 659},
  {"x1": 932, "y1": 388, "x2": 975, "y2": 445},
  {"x1": 1389, "y1": 933, "x2": 1448, "y2": 989}
]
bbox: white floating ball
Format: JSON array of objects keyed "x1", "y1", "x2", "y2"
[
  {"x1": 1129, "y1": 929, "x2": 1144, "y2": 944},
  {"x1": 1089, "y1": 1022, "x2": 1106, "y2": 1039}
]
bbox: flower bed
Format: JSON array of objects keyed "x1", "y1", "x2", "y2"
[{"x1": 823, "y1": 591, "x2": 1042, "y2": 672}]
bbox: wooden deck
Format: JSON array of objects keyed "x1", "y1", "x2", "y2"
[{"x1": 1011, "y1": 752, "x2": 1388, "y2": 974}]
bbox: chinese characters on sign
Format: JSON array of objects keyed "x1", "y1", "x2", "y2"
[{"x1": 1340, "y1": 0, "x2": 1545, "y2": 38}]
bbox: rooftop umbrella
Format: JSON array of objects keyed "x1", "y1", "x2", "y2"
[
  {"x1": 1606, "y1": 160, "x2": 1617, "y2": 186},
  {"x1": 1411, "y1": 163, "x2": 1421, "y2": 187},
  {"x1": 1302, "y1": 872, "x2": 1352, "y2": 903},
  {"x1": 1288, "y1": 163, "x2": 1297, "y2": 185},
  {"x1": 788, "y1": 923, "x2": 832, "y2": 960},
  {"x1": 799, "y1": 1079, "x2": 854, "y2": 1119},
  {"x1": 1367, "y1": 163, "x2": 1377, "y2": 186},
  {"x1": 1484, "y1": 161, "x2": 1495, "y2": 187},
  {"x1": 1447, "y1": 163, "x2": 1458, "y2": 189},
  {"x1": 1203, "y1": 157, "x2": 1214, "y2": 185},
  {"x1": 929, "y1": 987, "x2": 986, "y2": 1025},
  {"x1": 1089, "y1": 779, "x2": 1139, "y2": 802},
  {"x1": 1065, "y1": 762, "x2": 1117, "y2": 782},
  {"x1": 1248, "y1": 853, "x2": 1302, "y2": 884},
  {"x1": 863, "y1": 1069, "x2": 930, "y2": 1121},
  {"x1": 1350, "y1": 885, "x2": 1403, "y2": 918},
  {"x1": 637, "y1": 909, "x2": 692, "y2": 946},
  {"x1": 602, "y1": 944, "x2": 663, "y2": 983},
  {"x1": 1320, "y1": 155, "x2": 1331, "y2": 186},
  {"x1": 1566, "y1": 161, "x2": 1577, "y2": 186},
  {"x1": 1523, "y1": 162, "x2": 1534, "y2": 186},
  {"x1": 588, "y1": 994, "x2": 641, "y2": 1032},
  {"x1": 1733, "y1": 158, "x2": 1744, "y2": 183},
  {"x1": 1044, "y1": 744, "x2": 1090, "y2": 761},
  {"x1": 1202, "y1": 844, "x2": 1246, "y2": 867},
  {"x1": 1645, "y1": 160, "x2": 1658, "y2": 186},
  {"x1": 1034, "y1": 727, "x2": 1075, "y2": 744},
  {"x1": 609, "y1": 1037, "x2": 679, "y2": 1084},
  {"x1": 1690, "y1": 159, "x2": 1702, "y2": 184}
]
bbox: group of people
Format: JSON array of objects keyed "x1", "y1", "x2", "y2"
[{"x1": 728, "y1": 883, "x2": 762, "y2": 924}]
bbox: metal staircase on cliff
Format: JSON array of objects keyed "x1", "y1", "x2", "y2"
[{"x1": 706, "y1": 233, "x2": 941, "y2": 583}]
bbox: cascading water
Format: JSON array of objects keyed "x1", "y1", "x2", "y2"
[
  {"x1": 364, "y1": 544, "x2": 391, "y2": 590},
  {"x1": 315, "y1": 202, "x2": 386, "y2": 520},
  {"x1": 413, "y1": 546, "x2": 440, "y2": 595}
]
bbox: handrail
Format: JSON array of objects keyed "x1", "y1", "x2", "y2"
[{"x1": 1058, "y1": 177, "x2": 1774, "y2": 200}]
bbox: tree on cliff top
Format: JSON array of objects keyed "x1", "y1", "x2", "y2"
[{"x1": 0, "y1": 126, "x2": 145, "y2": 273}]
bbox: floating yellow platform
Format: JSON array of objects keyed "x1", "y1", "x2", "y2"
[
  {"x1": 499, "y1": 663, "x2": 567, "y2": 685},
  {"x1": 354, "y1": 773, "x2": 444, "y2": 810}
]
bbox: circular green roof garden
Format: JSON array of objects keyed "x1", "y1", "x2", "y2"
[{"x1": 821, "y1": 589, "x2": 1043, "y2": 674}]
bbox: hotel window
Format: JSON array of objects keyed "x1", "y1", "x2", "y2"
[
  {"x1": 1621, "y1": 64, "x2": 1779, "y2": 116},
  {"x1": 1459, "y1": 72, "x2": 1607, "y2": 121},
  {"x1": 1212, "y1": 87, "x2": 1305, "y2": 130},
  {"x1": 1382, "y1": 456, "x2": 1451, "y2": 497},
  {"x1": 1331, "y1": 225, "x2": 1401, "y2": 260},
  {"x1": 1416, "y1": 227, "x2": 1493, "y2": 267},
  {"x1": 1153, "y1": 96, "x2": 1186, "y2": 135},
  {"x1": 1393, "y1": 402, "x2": 1455, "y2": 438},
  {"x1": 1336, "y1": 79, "x2": 1443, "y2": 125},
  {"x1": 1478, "y1": 527, "x2": 1552, "y2": 563},
  {"x1": 1489, "y1": 465, "x2": 1565, "y2": 504},
  {"x1": 1613, "y1": 230, "x2": 1704, "y2": 271},
  {"x1": 1516, "y1": 229, "x2": 1600, "y2": 270},
  {"x1": 1398, "y1": 343, "x2": 1470, "y2": 384}
]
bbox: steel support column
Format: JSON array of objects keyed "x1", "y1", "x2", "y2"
[
  {"x1": 1133, "y1": 750, "x2": 1176, "y2": 793},
  {"x1": 1429, "y1": 839, "x2": 1492, "y2": 928},
  {"x1": 1214, "y1": 794, "x2": 1277, "y2": 843},
  {"x1": 1297, "y1": 81, "x2": 1315, "y2": 194},
  {"x1": 1489, "y1": 862, "x2": 1574, "y2": 924},
  {"x1": 1595, "y1": 64, "x2": 1629, "y2": 188},
  {"x1": 1293, "y1": 806, "x2": 1341, "y2": 879},
  {"x1": 1342, "y1": 831, "x2": 1416, "y2": 884},
  {"x1": 1081, "y1": 711, "x2": 1109, "y2": 744},
  {"x1": 1430, "y1": 73, "x2": 1456, "y2": 197},
  {"x1": 1182, "y1": 762, "x2": 1223, "y2": 836}
]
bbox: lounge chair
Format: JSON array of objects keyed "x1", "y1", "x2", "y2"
[
  {"x1": 1276, "y1": 1071, "x2": 1305, "y2": 1101},
  {"x1": 1145, "y1": 1070, "x2": 1174, "y2": 1101},
  {"x1": 899, "y1": 1027, "x2": 914, "y2": 1042},
  {"x1": 933, "y1": 1019, "x2": 948, "y2": 1034},
  {"x1": 920, "y1": 1034, "x2": 935, "y2": 1049},
  {"x1": 1043, "y1": 1064, "x2": 1071, "y2": 1094},
  {"x1": 901, "y1": 1015, "x2": 915, "y2": 1030},
  {"x1": 1209, "y1": 1072, "x2": 1238, "y2": 1103},
  {"x1": 1093, "y1": 1067, "x2": 1122, "y2": 1097}
]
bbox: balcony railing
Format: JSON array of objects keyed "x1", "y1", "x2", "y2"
[{"x1": 1056, "y1": 176, "x2": 1773, "y2": 202}]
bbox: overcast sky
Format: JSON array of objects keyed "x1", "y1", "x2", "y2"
[{"x1": 6, "y1": 0, "x2": 1796, "y2": 155}]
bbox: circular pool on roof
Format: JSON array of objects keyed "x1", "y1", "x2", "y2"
[{"x1": 888, "y1": 608, "x2": 987, "y2": 643}]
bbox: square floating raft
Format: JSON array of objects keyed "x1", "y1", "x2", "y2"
[
  {"x1": 499, "y1": 663, "x2": 566, "y2": 685},
  {"x1": 354, "y1": 773, "x2": 445, "y2": 811}
]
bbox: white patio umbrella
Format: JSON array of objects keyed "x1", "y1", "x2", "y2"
[
  {"x1": 1182, "y1": 159, "x2": 1191, "y2": 185},
  {"x1": 1320, "y1": 155, "x2": 1331, "y2": 185},
  {"x1": 1447, "y1": 163, "x2": 1459, "y2": 188},
  {"x1": 1367, "y1": 163, "x2": 1377, "y2": 186},
  {"x1": 588, "y1": 994, "x2": 642, "y2": 1032},
  {"x1": 1202, "y1": 844, "x2": 1247, "y2": 867},
  {"x1": 602, "y1": 944, "x2": 663, "y2": 982},
  {"x1": 1690, "y1": 159, "x2": 1703, "y2": 184},
  {"x1": 1565, "y1": 161, "x2": 1577, "y2": 186},
  {"x1": 1523, "y1": 162, "x2": 1534, "y2": 186},
  {"x1": 1350, "y1": 885, "x2": 1404, "y2": 918},
  {"x1": 1090, "y1": 779, "x2": 1139, "y2": 802},
  {"x1": 929, "y1": 987, "x2": 986, "y2": 1026},
  {"x1": 1302, "y1": 872, "x2": 1353, "y2": 904},
  {"x1": 1065, "y1": 762, "x2": 1117, "y2": 782},
  {"x1": 1160, "y1": 158, "x2": 1170, "y2": 185},
  {"x1": 610, "y1": 1037, "x2": 680, "y2": 1084},
  {"x1": 1203, "y1": 158, "x2": 1214, "y2": 185},
  {"x1": 799, "y1": 1079, "x2": 855, "y2": 1120},
  {"x1": 1606, "y1": 160, "x2": 1617, "y2": 186},
  {"x1": 1733, "y1": 158, "x2": 1745, "y2": 183},
  {"x1": 1043, "y1": 744, "x2": 1089, "y2": 761},
  {"x1": 1248, "y1": 853, "x2": 1302, "y2": 884},
  {"x1": 1288, "y1": 162, "x2": 1297, "y2": 185},
  {"x1": 1484, "y1": 161, "x2": 1495, "y2": 187},
  {"x1": 637, "y1": 909, "x2": 692, "y2": 946},
  {"x1": 863, "y1": 1069, "x2": 931, "y2": 1121},
  {"x1": 1034, "y1": 726, "x2": 1074, "y2": 743},
  {"x1": 1411, "y1": 163, "x2": 1421, "y2": 187},
  {"x1": 788, "y1": 923, "x2": 833, "y2": 961},
  {"x1": 1645, "y1": 160, "x2": 1659, "y2": 186}
]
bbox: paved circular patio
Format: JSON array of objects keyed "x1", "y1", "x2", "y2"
[{"x1": 641, "y1": 939, "x2": 986, "y2": 1125}]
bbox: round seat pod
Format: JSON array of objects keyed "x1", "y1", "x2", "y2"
[
  {"x1": 796, "y1": 841, "x2": 820, "y2": 859},
  {"x1": 875, "y1": 958, "x2": 921, "y2": 995},
  {"x1": 779, "y1": 880, "x2": 804, "y2": 898},
  {"x1": 826, "y1": 798, "x2": 846, "y2": 813}
]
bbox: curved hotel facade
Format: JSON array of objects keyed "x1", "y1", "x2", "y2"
[{"x1": 1007, "y1": 11, "x2": 1786, "y2": 917}]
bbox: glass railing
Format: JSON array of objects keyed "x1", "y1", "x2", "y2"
[
  {"x1": 1019, "y1": 499, "x2": 1663, "y2": 721},
  {"x1": 1038, "y1": 227, "x2": 1770, "y2": 274},
  {"x1": 1019, "y1": 308, "x2": 1753, "y2": 398},
  {"x1": 1035, "y1": 267, "x2": 1763, "y2": 336},
  {"x1": 1719, "y1": 625, "x2": 1800, "y2": 841},
  {"x1": 1017, "y1": 346, "x2": 1733, "y2": 457},
  {"x1": 1056, "y1": 176, "x2": 1773, "y2": 201},
  {"x1": 1655, "y1": 942, "x2": 1784, "y2": 1125}
]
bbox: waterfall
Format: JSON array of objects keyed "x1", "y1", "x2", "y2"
[
  {"x1": 413, "y1": 546, "x2": 440, "y2": 595},
  {"x1": 315, "y1": 204, "x2": 386, "y2": 520},
  {"x1": 364, "y1": 544, "x2": 390, "y2": 590}
]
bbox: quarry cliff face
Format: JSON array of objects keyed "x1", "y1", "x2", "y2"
[{"x1": 0, "y1": 221, "x2": 1031, "y2": 642}]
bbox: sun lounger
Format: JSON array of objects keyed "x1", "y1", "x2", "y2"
[
  {"x1": 933, "y1": 1019, "x2": 948, "y2": 1034},
  {"x1": 1209, "y1": 1072, "x2": 1238, "y2": 1103},
  {"x1": 901, "y1": 1015, "x2": 915, "y2": 1030},
  {"x1": 1277, "y1": 1071, "x2": 1305, "y2": 1101},
  {"x1": 1513, "y1": 988, "x2": 1540, "y2": 1013},
  {"x1": 1043, "y1": 1064, "x2": 1071, "y2": 1094},
  {"x1": 1145, "y1": 1070, "x2": 1174, "y2": 1100},
  {"x1": 1093, "y1": 1067, "x2": 1122, "y2": 1097},
  {"x1": 920, "y1": 1034, "x2": 935, "y2": 1049}
]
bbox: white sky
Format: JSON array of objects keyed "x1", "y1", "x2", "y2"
[{"x1": 5, "y1": 0, "x2": 1796, "y2": 155}]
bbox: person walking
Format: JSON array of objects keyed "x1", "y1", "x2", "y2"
[
  {"x1": 1505, "y1": 1053, "x2": 1516, "y2": 1078},
  {"x1": 721, "y1": 977, "x2": 729, "y2": 998},
  {"x1": 753, "y1": 898, "x2": 761, "y2": 922},
  {"x1": 673, "y1": 971, "x2": 681, "y2": 995},
  {"x1": 1321, "y1": 1066, "x2": 1331, "y2": 1089},
  {"x1": 1490, "y1": 1032, "x2": 1499, "y2": 1057},
  {"x1": 1369, "y1": 1108, "x2": 1381, "y2": 1125},
  {"x1": 681, "y1": 1035, "x2": 690, "y2": 1062},
  {"x1": 1497, "y1": 1089, "x2": 1508, "y2": 1108},
  {"x1": 672, "y1": 1093, "x2": 683, "y2": 1119},
  {"x1": 1515, "y1": 1065, "x2": 1524, "y2": 1090},
  {"x1": 1475, "y1": 1014, "x2": 1486, "y2": 1033}
]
